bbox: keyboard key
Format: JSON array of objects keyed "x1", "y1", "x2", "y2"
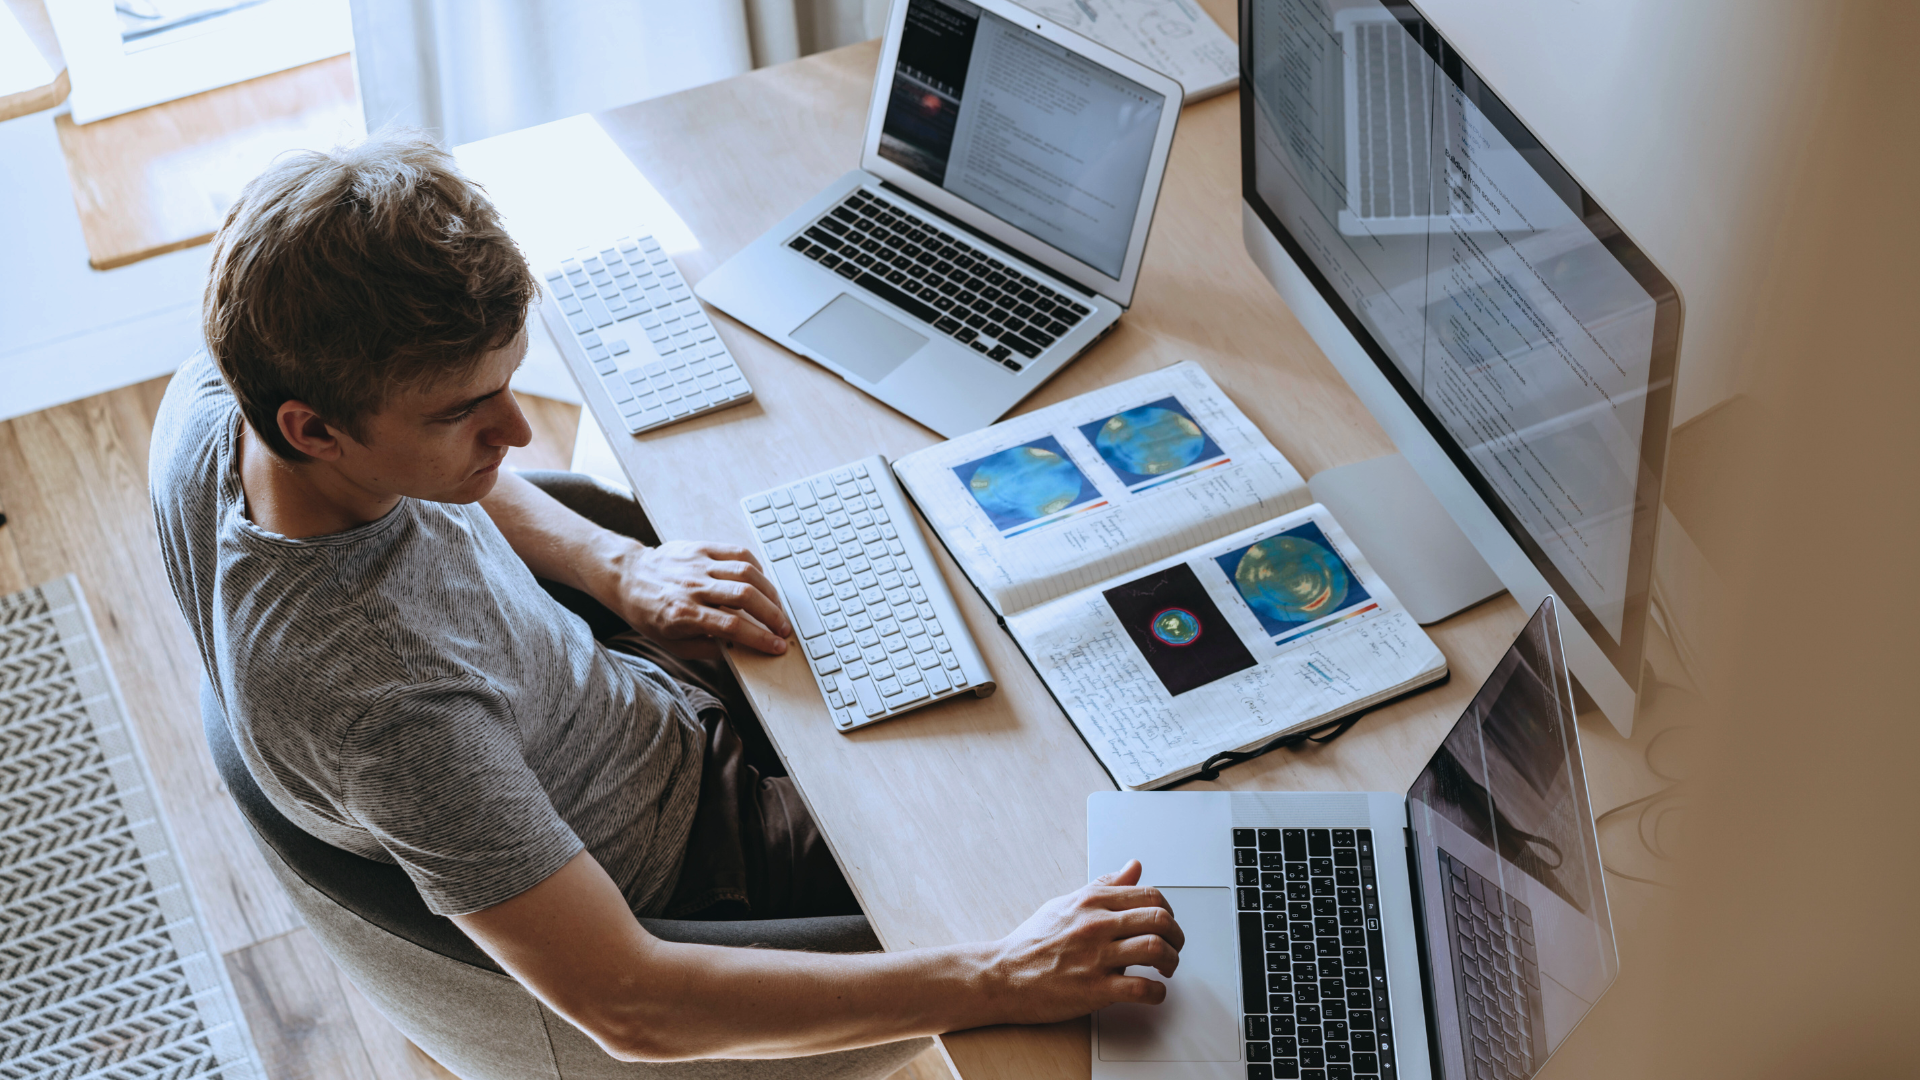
[
  {"x1": 851, "y1": 677, "x2": 884, "y2": 716},
  {"x1": 583, "y1": 296, "x2": 615, "y2": 327},
  {"x1": 884, "y1": 682, "x2": 928, "y2": 709},
  {"x1": 770, "y1": 559, "x2": 825, "y2": 638}
]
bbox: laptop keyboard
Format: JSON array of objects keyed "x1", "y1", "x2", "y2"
[
  {"x1": 787, "y1": 188, "x2": 1093, "y2": 373},
  {"x1": 1235, "y1": 828, "x2": 1400, "y2": 1080},
  {"x1": 1435, "y1": 849, "x2": 1544, "y2": 1080}
]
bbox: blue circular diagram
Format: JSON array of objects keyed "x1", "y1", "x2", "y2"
[
  {"x1": 1234, "y1": 536, "x2": 1350, "y2": 624},
  {"x1": 967, "y1": 445, "x2": 1086, "y2": 521},
  {"x1": 1150, "y1": 607, "x2": 1203, "y2": 646},
  {"x1": 1094, "y1": 406, "x2": 1207, "y2": 477}
]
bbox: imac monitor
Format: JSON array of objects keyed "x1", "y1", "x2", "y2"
[{"x1": 1238, "y1": 0, "x2": 1683, "y2": 735}]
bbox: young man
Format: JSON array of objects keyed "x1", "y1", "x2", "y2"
[{"x1": 150, "y1": 131, "x2": 1184, "y2": 1063}]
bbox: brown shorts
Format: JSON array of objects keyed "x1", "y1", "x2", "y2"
[{"x1": 606, "y1": 633, "x2": 861, "y2": 921}]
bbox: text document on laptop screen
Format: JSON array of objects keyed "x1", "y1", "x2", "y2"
[
  {"x1": 880, "y1": 0, "x2": 1167, "y2": 279},
  {"x1": 1247, "y1": 0, "x2": 1661, "y2": 643}
]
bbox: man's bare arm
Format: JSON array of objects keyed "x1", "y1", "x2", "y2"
[
  {"x1": 478, "y1": 469, "x2": 791, "y2": 654},
  {"x1": 453, "y1": 851, "x2": 1184, "y2": 1063}
]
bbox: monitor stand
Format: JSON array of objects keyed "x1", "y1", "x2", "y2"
[{"x1": 1309, "y1": 454, "x2": 1505, "y2": 625}]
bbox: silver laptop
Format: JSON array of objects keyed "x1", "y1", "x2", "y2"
[
  {"x1": 696, "y1": 0, "x2": 1183, "y2": 438},
  {"x1": 1088, "y1": 598, "x2": 1617, "y2": 1080}
]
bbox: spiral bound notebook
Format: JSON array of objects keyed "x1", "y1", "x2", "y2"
[{"x1": 892, "y1": 363, "x2": 1447, "y2": 788}]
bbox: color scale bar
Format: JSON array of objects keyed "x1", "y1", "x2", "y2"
[
  {"x1": 1273, "y1": 603, "x2": 1380, "y2": 646},
  {"x1": 1003, "y1": 499, "x2": 1111, "y2": 538},
  {"x1": 1130, "y1": 456, "x2": 1233, "y2": 493}
]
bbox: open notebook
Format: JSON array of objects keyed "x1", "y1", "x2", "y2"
[{"x1": 892, "y1": 362, "x2": 1448, "y2": 788}]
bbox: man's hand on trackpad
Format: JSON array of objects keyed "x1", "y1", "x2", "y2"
[{"x1": 980, "y1": 860, "x2": 1187, "y2": 1025}]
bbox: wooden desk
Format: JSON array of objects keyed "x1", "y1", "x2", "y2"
[{"x1": 580, "y1": 6, "x2": 1647, "y2": 1075}]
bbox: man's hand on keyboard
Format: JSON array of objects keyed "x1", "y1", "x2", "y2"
[
  {"x1": 979, "y1": 859, "x2": 1186, "y2": 1023},
  {"x1": 606, "y1": 540, "x2": 792, "y2": 655}
]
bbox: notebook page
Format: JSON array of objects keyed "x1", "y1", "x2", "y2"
[
  {"x1": 892, "y1": 362, "x2": 1308, "y2": 616},
  {"x1": 1006, "y1": 504, "x2": 1448, "y2": 789}
]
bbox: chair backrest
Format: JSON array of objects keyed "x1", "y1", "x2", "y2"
[
  {"x1": 201, "y1": 681, "x2": 889, "y2": 955},
  {"x1": 202, "y1": 680, "x2": 510, "y2": 969}
]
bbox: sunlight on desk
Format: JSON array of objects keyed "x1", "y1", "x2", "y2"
[{"x1": 453, "y1": 113, "x2": 701, "y2": 264}]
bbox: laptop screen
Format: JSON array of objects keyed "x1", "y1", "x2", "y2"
[
  {"x1": 878, "y1": 0, "x2": 1169, "y2": 278},
  {"x1": 1405, "y1": 599, "x2": 1616, "y2": 1078}
]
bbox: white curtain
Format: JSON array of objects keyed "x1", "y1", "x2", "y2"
[{"x1": 350, "y1": 0, "x2": 890, "y2": 147}]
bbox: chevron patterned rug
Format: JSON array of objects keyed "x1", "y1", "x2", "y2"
[{"x1": 1, "y1": 576, "x2": 262, "y2": 1080}]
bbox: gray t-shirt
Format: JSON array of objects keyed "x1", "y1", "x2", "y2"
[{"x1": 150, "y1": 352, "x2": 705, "y2": 917}]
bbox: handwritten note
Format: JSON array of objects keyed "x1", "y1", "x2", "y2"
[{"x1": 1009, "y1": 507, "x2": 1447, "y2": 789}]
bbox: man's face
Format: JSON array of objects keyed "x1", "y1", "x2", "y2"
[{"x1": 335, "y1": 330, "x2": 532, "y2": 505}]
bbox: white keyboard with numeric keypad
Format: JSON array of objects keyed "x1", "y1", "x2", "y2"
[
  {"x1": 744, "y1": 456, "x2": 993, "y2": 731},
  {"x1": 537, "y1": 234, "x2": 753, "y2": 434}
]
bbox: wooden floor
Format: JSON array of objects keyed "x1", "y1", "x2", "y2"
[{"x1": 0, "y1": 375, "x2": 952, "y2": 1080}]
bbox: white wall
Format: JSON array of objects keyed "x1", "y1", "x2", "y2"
[
  {"x1": 1415, "y1": 0, "x2": 1826, "y2": 424},
  {"x1": 0, "y1": 109, "x2": 210, "y2": 422}
]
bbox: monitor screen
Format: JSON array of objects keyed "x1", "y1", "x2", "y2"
[
  {"x1": 1241, "y1": 0, "x2": 1680, "y2": 671},
  {"x1": 879, "y1": 0, "x2": 1168, "y2": 278},
  {"x1": 1407, "y1": 598, "x2": 1616, "y2": 1078}
]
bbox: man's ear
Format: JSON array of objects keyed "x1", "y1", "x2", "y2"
[{"x1": 276, "y1": 400, "x2": 349, "y2": 461}]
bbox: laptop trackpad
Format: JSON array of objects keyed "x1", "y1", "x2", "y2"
[
  {"x1": 1095, "y1": 887, "x2": 1240, "y2": 1062},
  {"x1": 791, "y1": 293, "x2": 927, "y2": 383}
]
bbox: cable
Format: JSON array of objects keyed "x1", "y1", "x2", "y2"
[
  {"x1": 1596, "y1": 681, "x2": 1693, "y2": 887},
  {"x1": 1600, "y1": 865, "x2": 1673, "y2": 890}
]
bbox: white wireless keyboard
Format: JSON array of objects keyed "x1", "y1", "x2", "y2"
[
  {"x1": 744, "y1": 456, "x2": 993, "y2": 732},
  {"x1": 538, "y1": 235, "x2": 753, "y2": 434}
]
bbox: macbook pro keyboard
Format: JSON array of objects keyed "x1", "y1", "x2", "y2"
[
  {"x1": 787, "y1": 188, "x2": 1093, "y2": 373},
  {"x1": 1435, "y1": 849, "x2": 1544, "y2": 1080},
  {"x1": 540, "y1": 235, "x2": 753, "y2": 434},
  {"x1": 1236, "y1": 827, "x2": 1402, "y2": 1080},
  {"x1": 743, "y1": 456, "x2": 993, "y2": 732}
]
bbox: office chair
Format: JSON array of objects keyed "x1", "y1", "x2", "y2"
[{"x1": 199, "y1": 470, "x2": 930, "y2": 1079}]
